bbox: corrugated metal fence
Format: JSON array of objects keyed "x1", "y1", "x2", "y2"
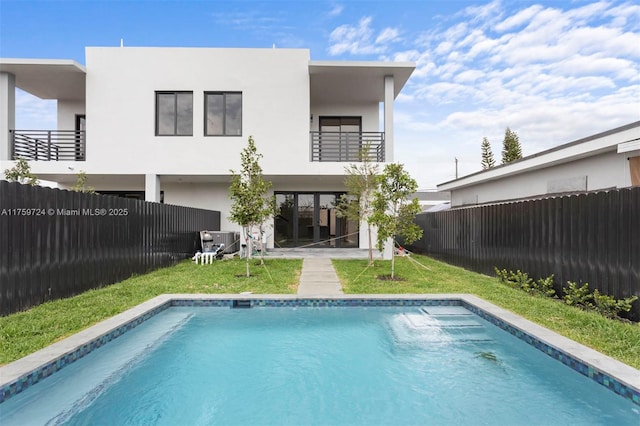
[
  {"x1": 0, "y1": 181, "x2": 220, "y2": 316},
  {"x1": 407, "y1": 187, "x2": 640, "y2": 320}
]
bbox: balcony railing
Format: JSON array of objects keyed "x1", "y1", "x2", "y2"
[
  {"x1": 310, "y1": 131, "x2": 385, "y2": 162},
  {"x1": 11, "y1": 130, "x2": 86, "y2": 161}
]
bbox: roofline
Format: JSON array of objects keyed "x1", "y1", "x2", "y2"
[
  {"x1": 0, "y1": 58, "x2": 86, "y2": 72},
  {"x1": 309, "y1": 60, "x2": 416, "y2": 70},
  {"x1": 438, "y1": 121, "x2": 640, "y2": 191}
]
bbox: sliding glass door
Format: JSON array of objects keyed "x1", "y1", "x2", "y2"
[{"x1": 274, "y1": 192, "x2": 358, "y2": 248}]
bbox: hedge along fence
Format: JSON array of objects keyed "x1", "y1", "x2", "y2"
[
  {"x1": 406, "y1": 187, "x2": 640, "y2": 320},
  {"x1": 0, "y1": 181, "x2": 220, "y2": 316}
]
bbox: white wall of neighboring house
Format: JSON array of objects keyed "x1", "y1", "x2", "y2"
[
  {"x1": 440, "y1": 122, "x2": 640, "y2": 207},
  {"x1": 450, "y1": 150, "x2": 628, "y2": 206}
]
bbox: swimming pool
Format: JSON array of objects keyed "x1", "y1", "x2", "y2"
[{"x1": 1, "y1": 295, "x2": 639, "y2": 425}]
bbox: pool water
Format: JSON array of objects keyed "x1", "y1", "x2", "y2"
[{"x1": 2, "y1": 306, "x2": 639, "y2": 425}]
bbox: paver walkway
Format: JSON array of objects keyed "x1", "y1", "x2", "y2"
[{"x1": 297, "y1": 258, "x2": 343, "y2": 295}]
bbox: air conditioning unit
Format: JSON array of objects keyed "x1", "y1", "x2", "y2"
[{"x1": 207, "y1": 231, "x2": 240, "y2": 254}]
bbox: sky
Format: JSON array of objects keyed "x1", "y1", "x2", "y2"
[{"x1": 1, "y1": 0, "x2": 639, "y2": 189}]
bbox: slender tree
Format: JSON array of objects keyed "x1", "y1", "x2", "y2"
[
  {"x1": 229, "y1": 136, "x2": 275, "y2": 277},
  {"x1": 480, "y1": 137, "x2": 496, "y2": 169},
  {"x1": 369, "y1": 163, "x2": 423, "y2": 279},
  {"x1": 501, "y1": 127, "x2": 523, "y2": 164},
  {"x1": 3, "y1": 157, "x2": 39, "y2": 185},
  {"x1": 336, "y1": 143, "x2": 379, "y2": 265},
  {"x1": 70, "y1": 170, "x2": 95, "y2": 193}
]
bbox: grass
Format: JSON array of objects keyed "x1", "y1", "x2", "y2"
[
  {"x1": 332, "y1": 255, "x2": 640, "y2": 370},
  {"x1": 0, "y1": 258, "x2": 301, "y2": 365},
  {"x1": 1, "y1": 253, "x2": 639, "y2": 371}
]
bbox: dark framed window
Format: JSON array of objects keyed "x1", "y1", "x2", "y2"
[
  {"x1": 205, "y1": 92, "x2": 242, "y2": 136},
  {"x1": 156, "y1": 91, "x2": 193, "y2": 136}
]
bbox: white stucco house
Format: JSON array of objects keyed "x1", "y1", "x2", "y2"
[
  {"x1": 0, "y1": 47, "x2": 415, "y2": 249},
  {"x1": 438, "y1": 121, "x2": 640, "y2": 207}
]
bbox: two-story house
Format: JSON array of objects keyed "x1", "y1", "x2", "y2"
[{"x1": 0, "y1": 47, "x2": 415, "y2": 249}]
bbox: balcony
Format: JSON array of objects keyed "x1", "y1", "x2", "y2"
[
  {"x1": 310, "y1": 132, "x2": 385, "y2": 162},
  {"x1": 10, "y1": 130, "x2": 86, "y2": 161}
]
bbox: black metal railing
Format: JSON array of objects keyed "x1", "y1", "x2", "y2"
[
  {"x1": 310, "y1": 132, "x2": 385, "y2": 162},
  {"x1": 11, "y1": 130, "x2": 86, "y2": 161}
]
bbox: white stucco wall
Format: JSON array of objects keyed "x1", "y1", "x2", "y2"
[
  {"x1": 83, "y1": 47, "x2": 311, "y2": 176},
  {"x1": 451, "y1": 150, "x2": 630, "y2": 206},
  {"x1": 57, "y1": 100, "x2": 85, "y2": 131}
]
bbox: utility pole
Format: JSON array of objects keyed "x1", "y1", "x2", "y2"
[{"x1": 455, "y1": 157, "x2": 459, "y2": 179}]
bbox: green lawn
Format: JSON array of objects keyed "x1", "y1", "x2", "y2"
[
  {"x1": 0, "y1": 258, "x2": 301, "y2": 365},
  {"x1": 333, "y1": 255, "x2": 640, "y2": 369},
  {"x1": 1, "y1": 254, "x2": 639, "y2": 370}
]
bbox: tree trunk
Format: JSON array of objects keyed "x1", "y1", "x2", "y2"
[
  {"x1": 390, "y1": 238, "x2": 395, "y2": 279},
  {"x1": 245, "y1": 227, "x2": 251, "y2": 277},
  {"x1": 367, "y1": 223, "x2": 374, "y2": 266},
  {"x1": 259, "y1": 225, "x2": 265, "y2": 265}
]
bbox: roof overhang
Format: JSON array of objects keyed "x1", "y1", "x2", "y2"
[
  {"x1": 0, "y1": 58, "x2": 86, "y2": 100},
  {"x1": 438, "y1": 121, "x2": 640, "y2": 192},
  {"x1": 309, "y1": 61, "x2": 415, "y2": 104}
]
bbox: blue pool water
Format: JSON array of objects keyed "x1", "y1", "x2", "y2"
[{"x1": 2, "y1": 305, "x2": 639, "y2": 425}]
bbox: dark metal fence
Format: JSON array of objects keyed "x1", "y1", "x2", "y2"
[
  {"x1": 406, "y1": 187, "x2": 640, "y2": 320},
  {"x1": 0, "y1": 181, "x2": 220, "y2": 316}
]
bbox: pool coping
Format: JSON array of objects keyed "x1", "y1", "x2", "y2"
[{"x1": 1, "y1": 294, "x2": 639, "y2": 406}]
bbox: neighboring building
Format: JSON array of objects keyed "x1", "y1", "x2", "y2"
[
  {"x1": 0, "y1": 47, "x2": 414, "y2": 249},
  {"x1": 438, "y1": 122, "x2": 640, "y2": 207},
  {"x1": 414, "y1": 190, "x2": 450, "y2": 211}
]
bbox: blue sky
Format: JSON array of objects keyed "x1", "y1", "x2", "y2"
[{"x1": 1, "y1": 0, "x2": 639, "y2": 189}]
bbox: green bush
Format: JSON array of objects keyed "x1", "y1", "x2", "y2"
[
  {"x1": 563, "y1": 281, "x2": 638, "y2": 320},
  {"x1": 494, "y1": 268, "x2": 555, "y2": 297},
  {"x1": 496, "y1": 268, "x2": 637, "y2": 320},
  {"x1": 562, "y1": 282, "x2": 593, "y2": 309},
  {"x1": 534, "y1": 275, "x2": 557, "y2": 298}
]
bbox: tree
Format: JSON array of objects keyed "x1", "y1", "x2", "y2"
[
  {"x1": 501, "y1": 127, "x2": 522, "y2": 164},
  {"x1": 336, "y1": 143, "x2": 379, "y2": 266},
  {"x1": 369, "y1": 163, "x2": 423, "y2": 279},
  {"x1": 480, "y1": 137, "x2": 496, "y2": 169},
  {"x1": 229, "y1": 136, "x2": 276, "y2": 277},
  {"x1": 3, "y1": 157, "x2": 39, "y2": 185},
  {"x1": 70, "y1": 170, "x2": 95, "y2": 193}
]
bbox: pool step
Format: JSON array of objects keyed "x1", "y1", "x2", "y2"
[{"x1": 388, "y1": 311, "x2": 493, "y2": 345}]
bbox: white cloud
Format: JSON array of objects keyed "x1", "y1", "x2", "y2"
[
  {"x1": 375, "y1": 27, "x2": 400, "y2": 44},
  {"x1": 328, "y1": 4, "x2": 344, "y2": 17},
  {"x1": 328, "y1": 16, "x2": 400, "y2": 56},
  {"x1": 325, "y1": 1, "x2": 640, "y2": 187},
  {"x1": 14, "y1": 89, "x2": 56, "y2": 130},
  {"x1": 495, "y1": 5, "x2": 544, "y2": 32}
]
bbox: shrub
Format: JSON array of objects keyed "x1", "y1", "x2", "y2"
[
  {"x1": 563, "y1": 281, "x2": 638, "y2": 320},
  {"x1": 592, "y1": 290, "x2": 638, "y2": 319},
  {"x1": 562, "y1": 282, "x2": 593, "y2": 309},
  {"x1": 494, "y1": 268, "x2": 555, "y2": 297},
  {"x1": 534, "y1": 275, "x2": 557, "y2": 298}
]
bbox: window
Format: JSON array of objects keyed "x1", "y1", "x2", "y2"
[
  {"x1": 156, "y1": 92, "x2": 193, "y2": 136},
  {"x1": 205, "y1": 92, "x2": 242, "y2": 136}
]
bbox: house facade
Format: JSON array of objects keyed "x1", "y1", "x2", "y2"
[
  {"x1": 0, "y1": 47, "x2": 415, "y2": 249},
  {"x1": 438, "y1": 121, "x2": 640, "y2": 207}
]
